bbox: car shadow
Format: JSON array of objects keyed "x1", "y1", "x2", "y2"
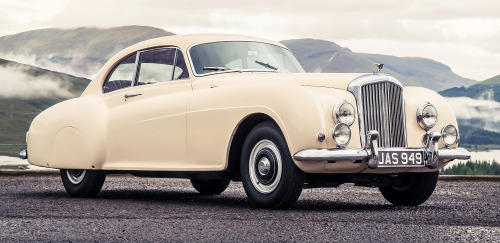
[
  {"x1": 99, "y1": 189, "x2": 249, "y2": 208},
  {"x1": 21, "y1": 189, "x2": 442, "y2": 212},
  {"x1": 292, "y1": 199, "x2": 441, "y2": 212}
]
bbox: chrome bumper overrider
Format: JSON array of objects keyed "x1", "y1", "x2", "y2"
[
  {"x1": 19, "y1": 149, "x2": 28, "y2": 160},
  {"x1": 293, "y1": 131, "x2": 471, "y2": 169}
]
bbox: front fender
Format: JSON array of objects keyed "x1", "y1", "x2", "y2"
[
  {"x1": 188, "y1": 79, "x2": 337, "y2": 170},
  {"x1": 404, "y1": 86, "x2": 459, "y2": 148}
]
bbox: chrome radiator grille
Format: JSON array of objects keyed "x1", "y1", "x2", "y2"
[{"x1": 360, "y1": 81, "x2": 407, "y2": 147}]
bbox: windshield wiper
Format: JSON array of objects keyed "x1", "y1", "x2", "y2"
[
  {"x1": 203, "y1": 66, "x2": 242, "y2": 73},
  {"x1": 255, "y1": 60, "x2": 288, "y2": 73}
]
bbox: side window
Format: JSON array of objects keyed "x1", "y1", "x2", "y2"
[
  {"x1": 137, "y1": 48, "x2": 176, "y2": 85},
  {"x1": 103, "y1": 54, "x2": 136, "y2": 93},
  {"x1": 173, "y1": 50, "x2": 189, "y2": 80}
]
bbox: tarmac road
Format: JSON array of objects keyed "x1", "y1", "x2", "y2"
[{"x1": 0, "y1": 174, "x2": 498, "y2": 242}]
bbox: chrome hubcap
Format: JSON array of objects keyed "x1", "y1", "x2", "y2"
[
  {"x1": 257, "y1": 157, "x2": 271, "y2": 176},
  {"x1": 66, "y1": 169, "x2": 86, "y2": 185},
  {"x1": 249, "y1": 139, "x2": 282, "y2": 194}
]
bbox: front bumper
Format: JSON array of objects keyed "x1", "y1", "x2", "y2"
[{"x1": 293, "y1": 131, "x2": 471, "y2": 169}]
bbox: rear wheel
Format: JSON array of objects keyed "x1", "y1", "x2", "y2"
[
  {"x1": 379, "y1": 171, "x2": 439, "y2": 206},
  {"x1": 190, "y1": 178, "x2": 230, "y2": 195},
  {"x1": 240, "y1": 122, "x2": 305, "y2": 209},
  {"x1": 60, "y1": 169, "x2": 106, "y2": 198}
]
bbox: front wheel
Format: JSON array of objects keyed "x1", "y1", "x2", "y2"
[
  {"x1": 240, "y1": 122, "x2": 305, "y2": 209},
  {"x1": 60, "y1": 169, "x2": 106, "y2": 198},
  {"x1": 378, "y1": 171, "x2": 439, "y2": 206}
]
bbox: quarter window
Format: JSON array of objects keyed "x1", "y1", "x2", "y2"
[{"x1": 103, "y1": 54, "x2": 136, "y2": 93}]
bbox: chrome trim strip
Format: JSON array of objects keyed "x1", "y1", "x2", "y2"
[
  {"x1": 131, "y1": 50, "x2": 140, "y2": 87},
  {"x1": 438, "y1": 147, "x2": 470, "y2": 160},
  {"x1": 171, "y1": 48, "x2": 178, "y2": 81},
  {"x1": 293, "y1": 148, "x2": 369, "y2": 161}
]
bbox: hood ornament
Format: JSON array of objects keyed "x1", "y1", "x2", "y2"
[{"x1": 374, "y1": 63, "x2": 384, "y2": 74}]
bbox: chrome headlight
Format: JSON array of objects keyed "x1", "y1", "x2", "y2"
[
  {"x1": 333, "y1": 123, "x2": 351, "y2": 147},
  {"x1": 441, "y1": 124, "x2": 459, "y2": 147},
  {"x1": 333, "y1": 100, "x2": 355, "y2": 126},
  {"x1": 417, "y1": 102, "x2": 438, "y2": 130}
]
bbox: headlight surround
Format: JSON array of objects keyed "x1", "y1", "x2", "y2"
[
  {"x1": 441, "y1": 124, "x2": 459, "y2": 147},
  {"x1": 417, "y1": 102, "x2": 438, "y2": 130},
  {"x1": 332, "y1": 123, "x2": 351, "y2": 147},
  {"x1": 333, "y1": 100, "x2": 355, "y2": 126}
]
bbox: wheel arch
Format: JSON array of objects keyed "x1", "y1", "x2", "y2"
[{"x1": 226, "y1": 113, "x2": 279, "y2": 181}]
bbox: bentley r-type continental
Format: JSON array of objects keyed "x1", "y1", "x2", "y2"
[{"x1": 20, "y1": 34, "x2": 470, "y2": 209}]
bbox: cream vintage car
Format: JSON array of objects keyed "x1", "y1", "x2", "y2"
[{"x1": 20, "y1": 34, "x2": 470, "y2": 209}]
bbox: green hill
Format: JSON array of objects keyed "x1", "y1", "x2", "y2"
[
  {"x1": 0, "y1": 58, "x2": 90, "y2": 156},
  {"x1": 440, "y1": 75, "x2": 500, "y2": 102},
  {"x1": 458, "y1": 123, "x2": 500, "y2": 146}
]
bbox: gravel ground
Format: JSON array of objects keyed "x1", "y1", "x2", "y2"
[{"x1": 0, "y1": 175, "x2": 499, "y2": 242}]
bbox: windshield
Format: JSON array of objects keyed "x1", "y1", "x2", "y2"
[{"x1": 189, "y1": 41, "x2": 305, "y2": 75}]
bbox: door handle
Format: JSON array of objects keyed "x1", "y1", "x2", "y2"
[{"x1": 124, "y1": 93, "x2": 142, "y2": 100}]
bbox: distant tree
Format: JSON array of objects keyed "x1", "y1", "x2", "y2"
[{"x1": 442, "y1": 160, "x2": 500, "y2": 175}]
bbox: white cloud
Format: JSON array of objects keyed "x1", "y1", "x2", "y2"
[
  {"x1": 445, "y1": 96, "x2": 500, "y2": 132},
  {"x1": 0, "y1": 0, "x2": 499, "y2": 80},
  {"x1": 0, "y1": 66, "x2": 74, "y2": 99}
]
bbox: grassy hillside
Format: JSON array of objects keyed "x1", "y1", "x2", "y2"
[
  {"x1": 458, "y1": 124, "x2": 500, "y2": 146},
  {"x1": 440, "y1": 75, "x2": 500, "y2": 102},
  {"x1": 282, "y1": 39, "x2": 476, "y2": 91},
  {"x1": 0, "y1": 59, "x2": 89, "y2": 156}
]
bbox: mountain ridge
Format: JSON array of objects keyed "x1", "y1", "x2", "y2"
[
  {"x1": 0, "y1": 26, "x2": 175, "y2": 77},
  {"x1": 0, "y1": 26, "x2": 479, "y2": 91},
  {"x1": 281, "y1": 38, "x2": 476, "y2": 91}
]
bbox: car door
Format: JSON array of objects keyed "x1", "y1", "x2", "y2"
[{"x1": 102, "y1": 47, "x2": 191, "y2": 170}]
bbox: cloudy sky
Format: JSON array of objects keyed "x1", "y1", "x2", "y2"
[{"x1": 0, "y1": 0, "x2": 499, "y2": 81}]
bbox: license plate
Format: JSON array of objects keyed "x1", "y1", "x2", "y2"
[{"x1": 378, "y1": 150, "x2": 425, "y2": 167}]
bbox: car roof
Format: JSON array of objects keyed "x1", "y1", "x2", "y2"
[{"x1": 118, "y1": 34, "x2": 288, "y2": 55}]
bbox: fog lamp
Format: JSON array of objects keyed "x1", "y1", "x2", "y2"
[
  {"x1": 441, "y1": 124, "x2": 459, "y2": 147},
  {"x1": 333, "y1": 123, "x2": 351, "y2": 147}
]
